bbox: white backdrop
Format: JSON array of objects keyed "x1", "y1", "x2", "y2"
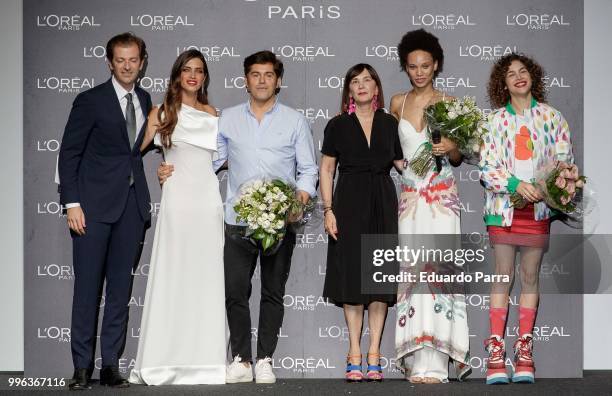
[
  {"x1": 583, "y1": 0, "x2": 612, "y2": 370},
  {"x1": 0, "y1": 0, "x2": 23, "y2": 373}
]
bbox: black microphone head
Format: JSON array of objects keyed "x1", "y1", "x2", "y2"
[{"x1": 431, "y1": 128, "x2": 441, "y2": 143}]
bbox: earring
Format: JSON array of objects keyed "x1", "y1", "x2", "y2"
[
  {"x1": 348, "y1": 97, "x2": 356, "y2": 114},
  {"x1": 371, "y1": 94, "x2": 379, "y2": 111}
]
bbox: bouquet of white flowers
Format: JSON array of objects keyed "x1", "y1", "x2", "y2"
[
  {"x1": 409, "y1": 96, "x2": 486, "y2": 177},
  {"x1": 233, "y1": 178, "x2": 316, "y2": 253}
]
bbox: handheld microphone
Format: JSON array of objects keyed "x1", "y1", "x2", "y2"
[{"x1": 431, "y1": 129, "x2": 442, "y2": 173}]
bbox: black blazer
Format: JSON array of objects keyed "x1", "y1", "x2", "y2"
[{"x1": 58, "y1": 78, "x2": 152, "y2": 224}]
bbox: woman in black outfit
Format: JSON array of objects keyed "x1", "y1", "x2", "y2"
[{"x1": 320, "y1": 63, "x2": 404, "y2": 382}]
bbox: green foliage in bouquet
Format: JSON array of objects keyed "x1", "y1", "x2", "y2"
[
  {"x1": 408, "y1": 96, "x2": 486, "y2": 177},
  {"x1": 234, "y1": 179, "x2": 309, "y2": 253}
]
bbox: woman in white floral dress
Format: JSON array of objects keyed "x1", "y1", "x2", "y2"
[{"x1": 391, "y1": 29, "x2": 471, "y2": 384}]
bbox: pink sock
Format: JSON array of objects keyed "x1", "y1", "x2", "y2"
[
  {"x1": 519, "y1": 306, "x2": 537, "y2": 336},
  {"x1": 489, "y1": 307, "x2": 508, "y2": 338}
]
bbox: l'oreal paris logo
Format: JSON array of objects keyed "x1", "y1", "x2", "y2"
[
  {"x1": 412, "y1": 14, "x2": 476, "y2": 29},
  {"x1": 283, "y1": 294, "x2": 334, "y2": 311},
  {"x1": 459, "y1": 45, "x2": 518, "y2": 61},
  {"x1": 37, "y1": 15, "x2": 100, "y2": 30},
  {"x1": 271, "y1": 46, "x2": 335, "y2": 62},
  {"x1": 271, "y1": 357, "x2": 336, "y2": 372},
  {"x1": 506, "y1": 14, "x2": 569, "y2": 29},
  {"x1": 130, "y1": 15, "x2": 194, "y2": 30},
  {"x1": 36, "y1": 77, "x2": 95, "y2": 93},
  {"x1": 176, "y1": 46, "x2": 240, "y2": 61}
]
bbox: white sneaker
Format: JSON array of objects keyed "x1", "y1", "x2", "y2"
[
  {"x1": 254, "y1": 357, "x2": 276, "y2": 384},
  {"x1": 226, "y1": 355, "x2": 253, "y2": 383}
]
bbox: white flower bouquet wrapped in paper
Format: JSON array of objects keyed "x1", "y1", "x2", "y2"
[{"x1": 233, "y1": 178, "x2": 317, "y2": 254}]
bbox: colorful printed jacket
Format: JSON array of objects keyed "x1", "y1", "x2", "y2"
[{"x1": 479, "y1": 99, "x2": 573, "y2": 226}]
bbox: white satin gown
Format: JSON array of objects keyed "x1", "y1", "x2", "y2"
[{"x1": 129, "y1": 104, "x2": 226, "y2": 385}]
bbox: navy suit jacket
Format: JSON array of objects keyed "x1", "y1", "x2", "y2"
[{"x1": 58, "y1": 78, "x2": 153, "y2": 224}]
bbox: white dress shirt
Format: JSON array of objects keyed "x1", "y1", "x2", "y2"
[{"x1": 64, "y1": 76, "x2": 145, "y2": 209}]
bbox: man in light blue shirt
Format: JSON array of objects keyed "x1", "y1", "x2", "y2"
[
  {"x1": 159, "y1": 50, "x2": 317, "y2": 384},
  {"x1": 213, "y1": 92, "x2": 318, "y2": 224}
]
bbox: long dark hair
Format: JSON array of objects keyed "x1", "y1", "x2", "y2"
[
  {"x1": 340, "y1": 63, "x2": 385, "y2": 113},
  {"x1": 158, "y1": 49, "x2": 210, "y2": 148}
]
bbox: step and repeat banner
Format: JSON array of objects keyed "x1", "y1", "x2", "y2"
[{"x1": 24, "y1": 0, "x2": 583, "y2": 379}]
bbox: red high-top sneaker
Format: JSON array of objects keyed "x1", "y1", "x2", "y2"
[
  {"x1": 485, "y1": 335, "x2": 509, "y2": 385},
  {"x1": 512, "y1": 334, "x2": 535, "y2": 383}
]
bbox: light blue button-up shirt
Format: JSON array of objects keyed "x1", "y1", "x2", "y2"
[{"x1": 213, "y1": 100, "x2": 318, "y2": 225}]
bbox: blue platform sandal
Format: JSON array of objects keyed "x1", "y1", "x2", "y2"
[
  {"x1": 366, "y1": 353, "x2": 384, "y2": 382},
  {"x1": 345, "y1": 354, "x2": 363, "y2": 382}
]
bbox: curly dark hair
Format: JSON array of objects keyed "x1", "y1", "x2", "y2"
[
  {"x1": 487, "y1": 53, "x2": 547, "y2": 109},
  {"x1": 398, "y1": 29, "x2": 444, "y2": 78}
]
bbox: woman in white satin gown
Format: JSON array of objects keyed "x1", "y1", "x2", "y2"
[{"x1": 129, "y1": 50, "x2": 226, "y2": 385}]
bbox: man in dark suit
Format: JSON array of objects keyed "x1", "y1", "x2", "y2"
[{"x1": 58, "y1": 32, "x2": 152, "y2": 390}]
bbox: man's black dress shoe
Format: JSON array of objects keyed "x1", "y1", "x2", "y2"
[
  {"x1": 68, "y1": 368, "x2": 91, "y2": 391},
  {"x1": 99, "y1": 366, "x2": 130, "y2": 388}
]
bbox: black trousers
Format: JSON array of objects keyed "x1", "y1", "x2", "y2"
[{"x1": 224, "y1": 224, "x2": 296, "y2": 362}]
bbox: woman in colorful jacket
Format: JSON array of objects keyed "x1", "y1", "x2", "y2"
[{"x1": 478, "y1": 53, "x2": 573, "y2": 385}]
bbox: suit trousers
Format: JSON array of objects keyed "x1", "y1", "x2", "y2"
[
  {"x1": 224, "y1": 224, "x2": 296, "y2": 362},
  {"x1": 70, "y1": 186, "x2": 146, "y2": 370}
]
